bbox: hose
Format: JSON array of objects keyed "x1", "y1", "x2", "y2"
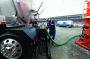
[{"x1": 46, "y1": 30, "x2": 81, "y2": 46}]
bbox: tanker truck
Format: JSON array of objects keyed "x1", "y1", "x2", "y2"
[{"x1": 0, "y1": 0, "x2": 51, "y2": 59}]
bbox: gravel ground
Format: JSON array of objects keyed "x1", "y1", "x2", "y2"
[{"x1": 51, "y1": 27, "x2": 90, "y2": 59}]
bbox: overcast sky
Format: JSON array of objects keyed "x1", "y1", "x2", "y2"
[{"x1": 33, "y1": 0, "x2": 84, "y2": 18}]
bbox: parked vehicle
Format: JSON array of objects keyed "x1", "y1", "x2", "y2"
[{"x1": 57, "y1": 20, "x2": 73, "y2": 28}]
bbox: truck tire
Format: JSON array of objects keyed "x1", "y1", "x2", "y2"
[{"x1": 0, "y1": 33, "x2": 34, "y2": 59}]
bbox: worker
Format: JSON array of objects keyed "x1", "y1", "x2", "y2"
[{"x1": 47, "y1": 18, "x2": 56, "y2": 40}]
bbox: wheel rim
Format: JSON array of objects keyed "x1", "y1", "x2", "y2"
[{"x1": 0, "y1": 38, "x2": 22, "y2": 59}]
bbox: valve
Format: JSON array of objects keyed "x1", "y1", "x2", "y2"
[{"x1": 83, "y1": 25, "x2": 89, "y2": 29}]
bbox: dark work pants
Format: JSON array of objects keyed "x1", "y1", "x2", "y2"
[{"x1": 49, "y1": 30, "x2": 56, "y2": 40}]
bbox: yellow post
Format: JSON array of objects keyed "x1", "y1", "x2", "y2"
[{"x1": 82, "y1": 0, "x2": 87, "y2": 18}]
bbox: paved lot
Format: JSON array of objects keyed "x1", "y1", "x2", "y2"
[{"x1": 51, "y1": 27, "x2": 90, "y2": 59}]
